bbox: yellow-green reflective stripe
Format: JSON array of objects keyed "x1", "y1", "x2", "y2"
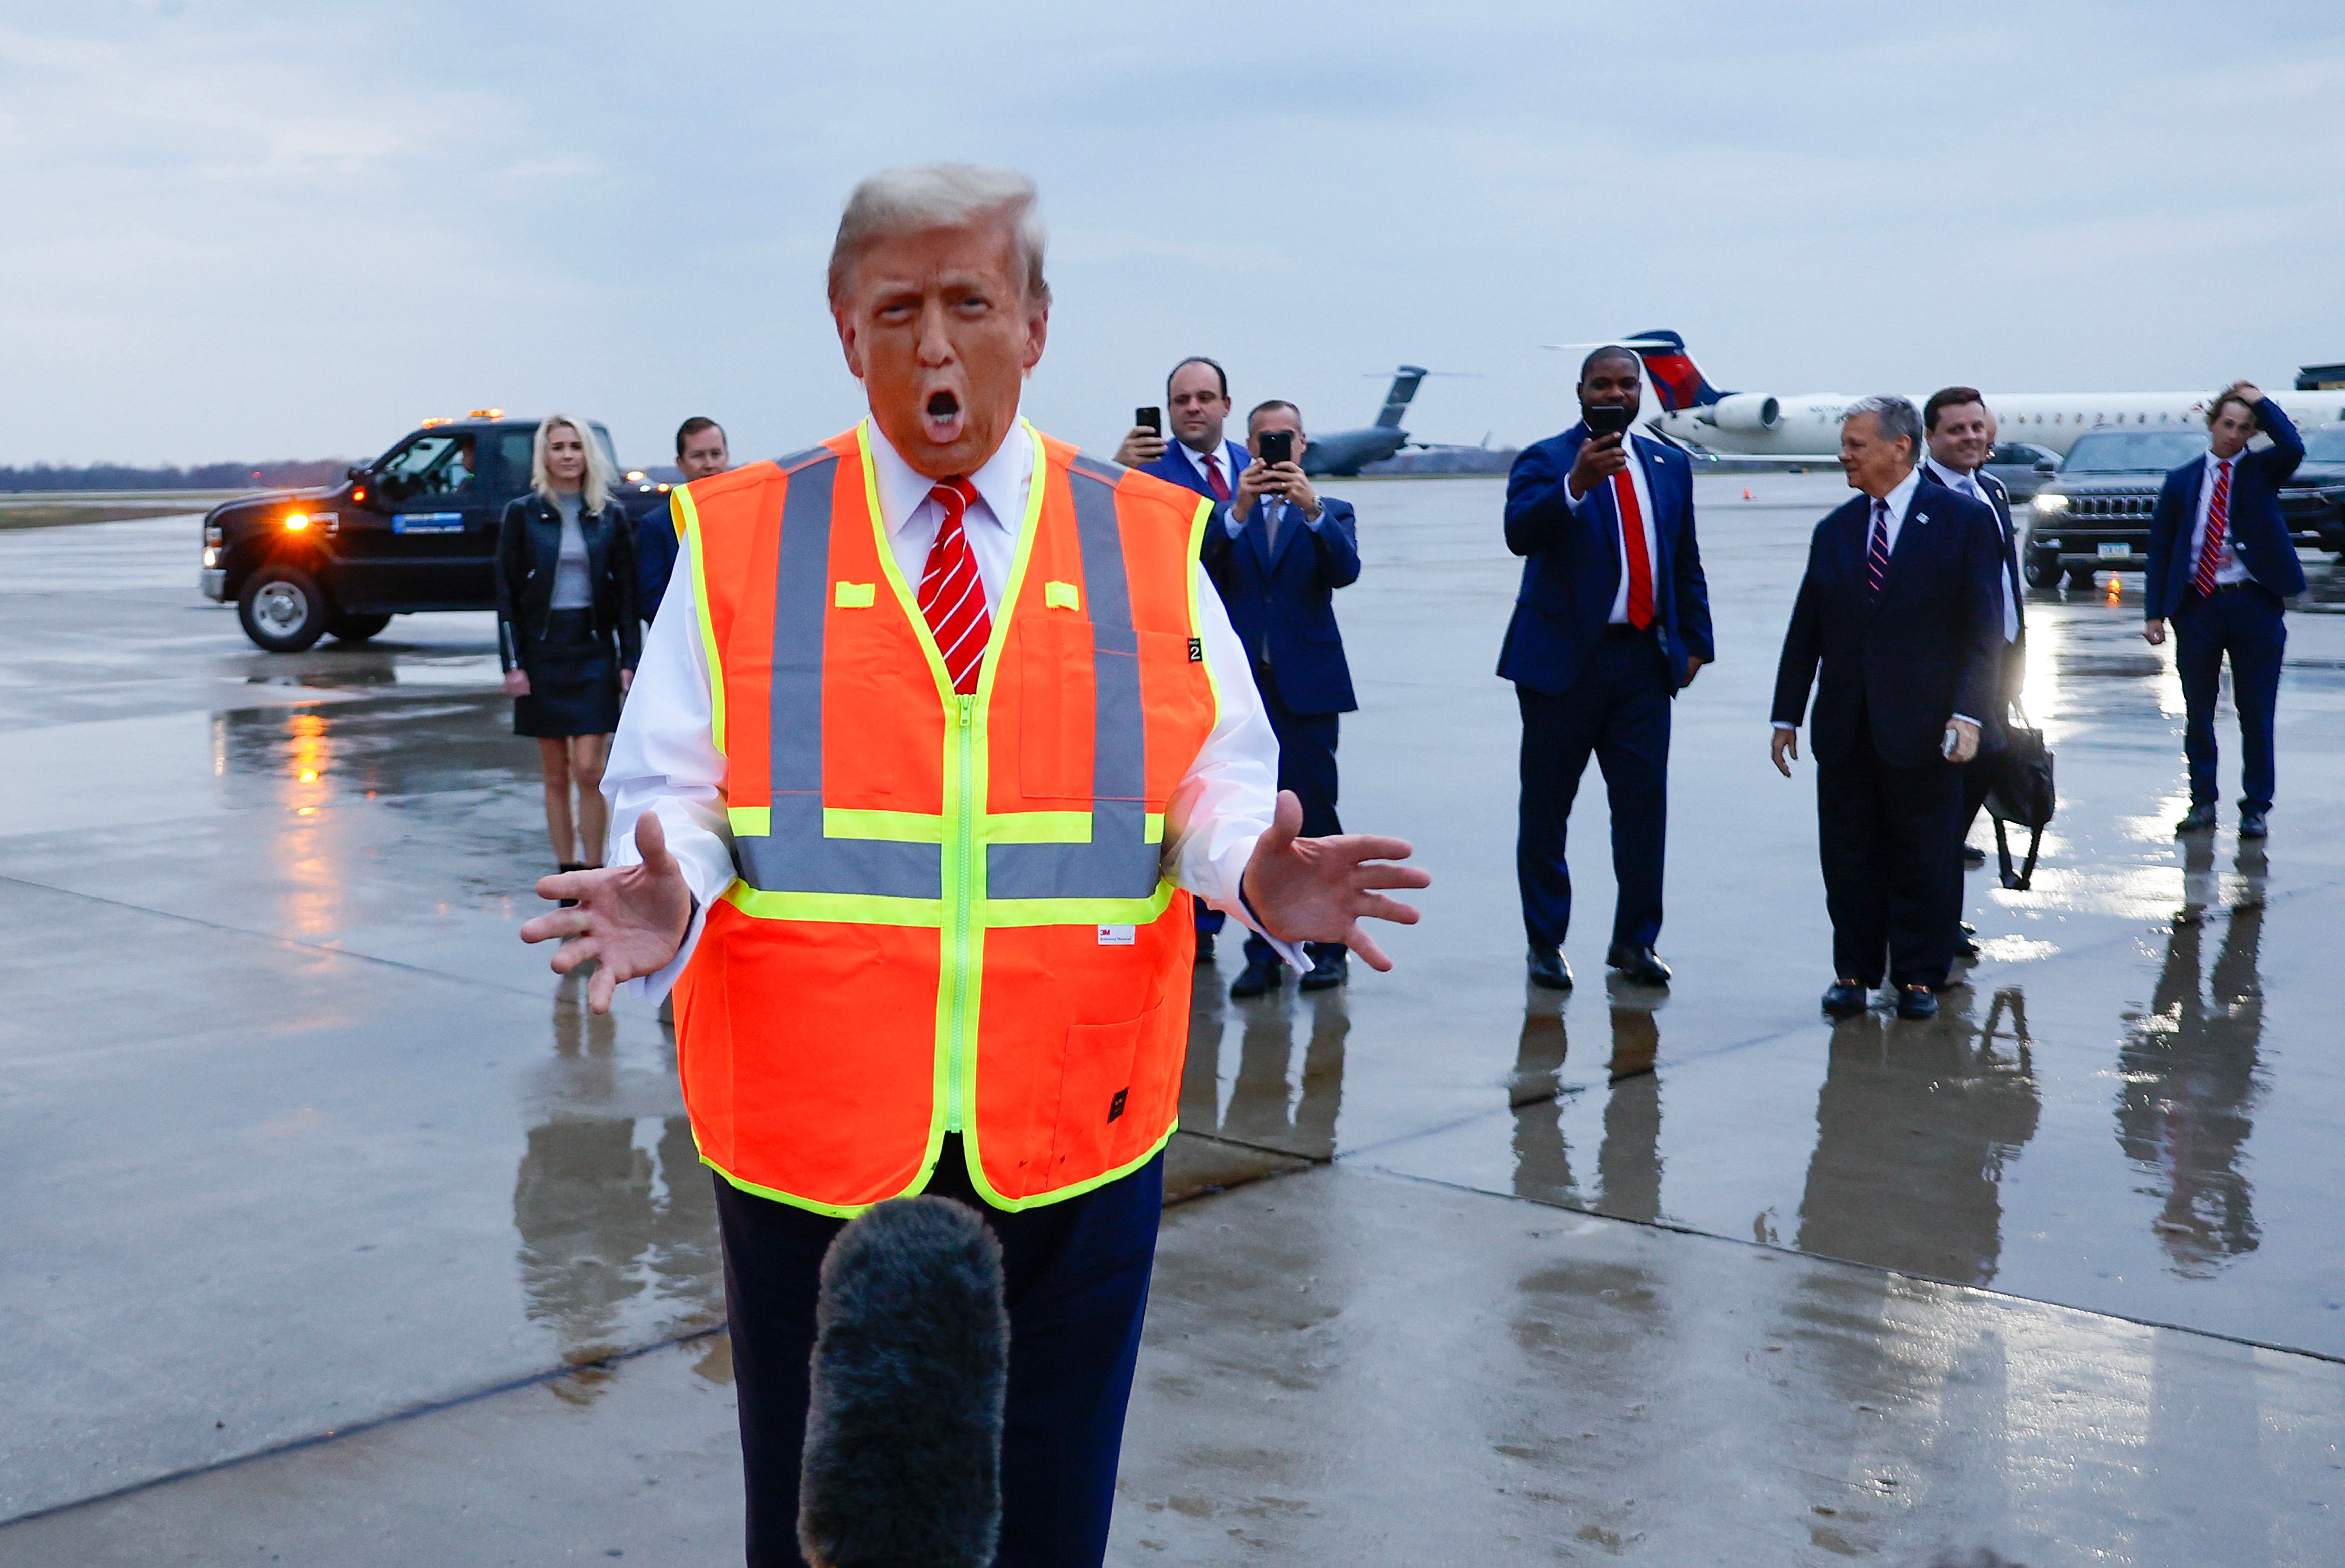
[
  {"x1": 729, "y1": 806, "x2": 770, "y2": 836},
  {"x1": 982, "y1": 811, "x2": 1091, "y2": 843},
  {"x1": 979, "y1": 882, "x2": 1177, "y2": 928},
  {"x1": 1183, "y1": 494, "x2": 1225, "y2": 736},
  {"x1": 678, "y1": 485, "x2": 725, "y2": 757},
  {"x1": 1145, "y1": 812, "x2": 1164, "y2": 844},
  {"x1": 958, "y1": 1121, "x2": 1177, "y2": 1214},
  {"x1": 825, "y1": 808, "x2": 944, "y2": 842},
  {"x1": 723, "y1": 882, "x2": 943, "y2": 926}
]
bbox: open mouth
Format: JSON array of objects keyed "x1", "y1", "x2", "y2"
[{"x1": 923, "y1": 390, "x2": 964, "y2": 445}]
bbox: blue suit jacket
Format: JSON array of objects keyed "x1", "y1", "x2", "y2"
[
  {"x1": 1498, "y1": 424, "x2": 1715, "y2": 697},
  {"x1": 635, "y1": 492, "x2": 681, "y2": 622},
  {"x1": 1919, "y1": 463, "x2": 2025, "y2": 716},
  {"x1": 2145, "y1": 399, "x2": 2306, "y2": 620},
  {"x1": 1771, "y1": 483, "x2": 2003, "y2": 769},
  {"x1": 1199, "y1": 494, "x2": 1361, "y2": 714},
  {"x1": 1140, "y1": 437, "x2": 1250, "y2": 504}
]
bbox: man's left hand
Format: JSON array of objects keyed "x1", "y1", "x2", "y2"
[
  {"x1": 621, "y1": 668, "x2": 634, "y2": 694},
  {"x1": 1240, "y1": 790, "x2": 1429, "y2": 971},
  {"x1": 1946, "y1": 717, "x2": 1981, "y2": 765},
  {"x1": 1681, "y1": 654, "x2": 1707, "y2": 689},
  {"x1": 1270, "y1": 463, "x2": 1319, "y2": 520}
]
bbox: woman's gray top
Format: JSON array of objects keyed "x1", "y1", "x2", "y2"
[{"x1": 549, "y1": 493, "x2": 593, "y2": 610}]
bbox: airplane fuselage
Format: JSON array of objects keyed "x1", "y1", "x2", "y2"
[{"x1": 1650, "y1": 389, "x2": 2345, "y2": 458}]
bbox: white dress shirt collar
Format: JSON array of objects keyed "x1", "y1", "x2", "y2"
[
  {"x1": 1874, "y1": 465, "x2": 1924, "y2": 545},
  {"x1": 1179, "y1": 436, "x2": 1234, "y2": 487},
  {"x1": 1925, "y1": 456, "x2": 1979, "y2": 495},
  {"x1": 866, "y1": 414, "x2": 1034, "y2": 545}
]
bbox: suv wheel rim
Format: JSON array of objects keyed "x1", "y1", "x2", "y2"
[{"x1": 254, "y1": 581, "x2": 310, "y2": 638}]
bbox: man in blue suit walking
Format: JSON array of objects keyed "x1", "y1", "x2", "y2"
[
  {"x1": 1501, "y1": 346, "x2": 1714, "y2": 992},
  {"x1": 1202, "y1": 399, "x2": 1362, "y2": 997},
  {"x1": 1117, "y1": 356, "x2": 1254, "y2": 963},
  {"x1": 2144, "y1": 382, "x2": 2304, "y2": 839}
]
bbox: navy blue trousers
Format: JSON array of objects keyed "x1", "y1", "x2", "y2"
[
  {"x1": 2173, "y1": 585, "x2": 2285, "y2": 810},
  {"x1": 1242, "y1": 660, "x2": 1343, "y2": 966},
  {"x1": 714, "y1": 1140, "x2": 1164, "y2": 1568},
  {"x1": 1515, "y1": 632, "x2": 1672, "y2": 953},
  {"x1": 1816, "y1": 711, "x2": 1965, "y2": 989}
]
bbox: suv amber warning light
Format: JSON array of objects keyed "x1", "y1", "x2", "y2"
[
  {"x1": 420, "y1": 416, "x2": 453, "y2": 428},
  {"x1": 467, "y1": 408, "x2": 504, "y2": 419}
]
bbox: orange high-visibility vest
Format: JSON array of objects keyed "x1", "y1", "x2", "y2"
[{"x1": 670, "y1": 421, "x2": 1221, "y2": 1216}]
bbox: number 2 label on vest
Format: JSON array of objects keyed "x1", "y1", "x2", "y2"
[{"x1": 1097, "y1": 924, "x2": 1136, "y2": 945}]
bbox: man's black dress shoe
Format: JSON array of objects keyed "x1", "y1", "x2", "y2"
[
  {"x1": 1299, "y1": 947, "x2": 1348, "y2": 991},
  {"x1": 1953, "y1": 931, "x2": 1981, "y2": 960},
  {"x1": 1821, "y1": 980, "x2": 1868, "y2": 1018},
  {"x1": 2239, "y1": 806, "x2": 2269, "y2": 839},
  {"x1": 1606, "y1": 944, "x2": 1671, "y2": 987},
  {"x1": 1962, "y1": 845, "x2": 1987, "y2": 868},
  {"x1": 1230, "y1": 955, "x2": 1284, "y2": 998},
  {"x1": 2175, "y1": 804, "x2": 2217, "y2": 834},
  {"x1": 1194, "y1": 930, "x2": 1215, "y2": 965},
  {"x1": 1896, "y1": 985, "x2": 1938, "y2": 1020},
  {"x1": 1527, "y1": 946, "x2": 1573, "y2": 991}
]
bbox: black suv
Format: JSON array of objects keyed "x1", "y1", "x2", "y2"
[
  {"x1": 2281, "y1": 423, "x2": 2345, "y2": 556},
  {"x1": 2025, "y1": 429, "x2": 2210, "y2": 591},
  {"x1": 201, "y1": 414, "x2": 665, "y2": 651}
]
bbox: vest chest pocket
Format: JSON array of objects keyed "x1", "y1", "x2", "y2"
[{"x1": 1016, "y1": 616, "x2": 1095, "y2": 805}]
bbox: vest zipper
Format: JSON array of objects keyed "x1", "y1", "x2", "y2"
[{"x1": 945, "y1": 691, "x2": 976, "y2": 1135}]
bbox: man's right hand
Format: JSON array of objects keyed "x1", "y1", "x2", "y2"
[
  {"x1": 1229, "y1": 455, "x2": 1277, "y2": 517},
  {"x1": 1113, "y1": 426, "x2": 1166, "y2": 468},
  {"x1": 519, "y1": 812, "x2": 694, "y2": 1015},
  {"x1": 1567, "y1": 431, "x2": 1628, "y2": 500},
  {"x1": 2143, "y1": 618, "x2": 2168, "y2": 646},
  {"x1": 504, "y1": 669, "x2": 530, "y2": 697},
  {"x1": 1770, "y1": 726, "x2": 1800, "y2": 777}
]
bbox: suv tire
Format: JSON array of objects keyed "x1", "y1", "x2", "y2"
[
  {"x1": 239, "y1": 564, "x2": 330, "y2": 652},
  {"x1": 2023, "y1": 547, "x2": 2062, "y2": 590},
  {"x1": 2066, "y1": 565, "x2": 2099, "y2": 592},
  {"x1": 327, "y1": 612, "x2": 393, "y2": 643}
]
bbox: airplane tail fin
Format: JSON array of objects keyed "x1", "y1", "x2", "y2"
[
  {"x1": 1375, "y1": 366, "x2": 1429, "y2": 429},
  {"x1": 1624, "y1": 330, "x2": 1725, "y2": 412}
]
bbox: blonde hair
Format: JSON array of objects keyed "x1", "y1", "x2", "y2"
[
  {"x1": 827, "y1": 163, "x2": 1048, "y2": 307},
  {"x1": 531, "y1": 414, "x2": 615, "y2": 511}
]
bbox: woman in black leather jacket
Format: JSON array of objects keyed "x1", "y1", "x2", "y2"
[{"x1": 495, "y1": 414, "x2": 640, "y2": 882}]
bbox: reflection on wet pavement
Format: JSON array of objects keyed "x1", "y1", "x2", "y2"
[
  {"x1": 1181, "y1": 968, "x2": 1349, "y2": 1162},
  {"x1": 1508, "y1": 987, "x2": 1666, "y2": 1224},
  {"x1": 2121, "y1": 840, "x2": 2268, "y2": 1277}
]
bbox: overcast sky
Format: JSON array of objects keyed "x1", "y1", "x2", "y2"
[{"x1": 4, "y1": 1, "x2": 2342, "y2": 466}]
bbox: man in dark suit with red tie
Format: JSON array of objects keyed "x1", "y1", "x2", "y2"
[
  {"x1": 1501, "y1": 346, "x2": 1714, "y2": 992},
  {"x1": 2143, "y1": 382, "x2": 2305, "y2": 839},
  {"x1": 1117, "y1": 356, "x2": 1252, "y2": 963},
  {"x1": 1771, "y1": 396, "x2": 2001, "y2": 1021}
]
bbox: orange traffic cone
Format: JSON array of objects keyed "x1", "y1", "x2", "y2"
[{"x1": 1742, "y1": 488, "x2": 1753, "y2": 500}]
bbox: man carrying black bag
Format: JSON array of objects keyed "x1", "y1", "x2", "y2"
[{"x1": 1920, "y1": 388, "x2": 2027, "y2": 945}]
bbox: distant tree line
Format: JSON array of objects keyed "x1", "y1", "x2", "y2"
[{"x1": 0, "y1": 459, "x2": 353, "y2": 493}]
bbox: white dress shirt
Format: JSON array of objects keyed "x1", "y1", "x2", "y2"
[
  {"x1": 1176, "y1": 437, "x2": 1238, "y2": 500},
  {"x1": 603, "y1": 416, "x2": 1301, "y2": 998},
  {"x1": 2189, "y1": 452, "x2": 2253, "y2": 587},
  {"x1": 1925, "y1": 458, "x2": 2022, "y2": 642},
  {"x1": 1568, "y1": 434, "x2": 1664, "y2": 624}
]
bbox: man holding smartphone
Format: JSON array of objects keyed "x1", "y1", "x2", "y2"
[
  {"x1": 1501, "y1": 346, "x2": 1713, "y2": 993},
  {"x1": 1203, "y1": 400, "x2": 1362, "y2": 997}
]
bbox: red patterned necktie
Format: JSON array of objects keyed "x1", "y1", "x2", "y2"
[
  {"x1": 1612, "y1": 469, "x2": 1654, "y2": 629},
  {"x1": 919, "y1": 478, "x2": 990, "y2": 694},
  {"x1": 1202, "y1": 451, "x2": 1231, "y2": 502},
  {"x1": 2193, "y1": 458, "x2": 2232, "y2": 597}
]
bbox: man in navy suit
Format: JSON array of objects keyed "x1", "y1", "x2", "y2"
[
  {"x1": 2144, "y1": 383, "x2": 2305, "y2": 839},
  {"x1": 1202, "y1": 399, "x2": 1361, "y2": 998},
  {"x1": 637, "y1": 417, "x2": 730, "y2": 623},
  {"x1": 1771, "y1": 395, "x2": 2001, "y2": 1021},
  {"x1": 1501, "y1": 347, "x2": 1714, "y2": 993},
  {"x1": 1116, "y1": 356, "x2": 1252, "y2": 963},
  {"x1": 1919, "y1": 386, "x2": 2024, "y2": 948}
]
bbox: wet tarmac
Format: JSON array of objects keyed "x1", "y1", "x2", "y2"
[{"x1": 4, "y1": 479, "x2": 2342, "y2": 1564}]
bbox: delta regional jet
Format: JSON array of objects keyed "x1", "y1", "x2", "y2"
[{"x1": 1553, "y1": 332, "x2": 2345, "y2": 460}]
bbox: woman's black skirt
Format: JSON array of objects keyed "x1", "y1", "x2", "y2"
[{"x1": 514, "y1": 610, "x2": 621, "y2": 739}]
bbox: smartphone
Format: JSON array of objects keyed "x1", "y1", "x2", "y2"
[
  {"x1": 1584, "y1": 404, "x2": 1634, "y2": 439},
  {"x1": 1135, "y1": 406, "x2": 1162, "y2": 435},
  {"x1": 1258, "y1": 429, "x2": 1295, "y2": 467}
]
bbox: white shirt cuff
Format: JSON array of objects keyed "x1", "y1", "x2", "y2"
[{"x1": 1772, "y1": 721, "x2": 1798, "y2": 731}]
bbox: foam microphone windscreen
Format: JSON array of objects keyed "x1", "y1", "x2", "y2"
[{"x1": 799, "y1": 1195, "x2": 1008, "y2": 1568}]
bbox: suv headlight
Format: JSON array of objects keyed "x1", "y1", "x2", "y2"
[
  {"x1": 202, "y1": 546, "x2": 220, "y2": 568},
  {"x1": 2034, "y1": 493, "x2": 2068, "y2": 514}
]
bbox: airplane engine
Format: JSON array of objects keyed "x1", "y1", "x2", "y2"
[{"x1": 1706, "y1": 393, "x2": 1781, "y2": 433}]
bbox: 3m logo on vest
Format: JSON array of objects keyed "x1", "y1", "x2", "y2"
[{"x1": 1096, "y1": 924, "x2": 1135, "y2": 946}]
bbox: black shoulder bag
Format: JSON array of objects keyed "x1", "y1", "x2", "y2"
[{"x1": 1985, "y1": 701, "x2": 2055, "y2": 890}]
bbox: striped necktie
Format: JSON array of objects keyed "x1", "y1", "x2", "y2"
[
  {"x1": 2193, "y1": 458, "x2": 2232, "y2": 597},
  {"x1": 918, "y1": 478, "x2": 990, "y2": 694},
  {"x1": 1866, "y1": 498, "x2": 1891, "y2": 601}
]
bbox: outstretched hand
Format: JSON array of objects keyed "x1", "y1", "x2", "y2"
[
  {"x1": 1239, "y1": 790, "x2": 1430, "y2": 971},
  {"x1": 518, "y1": 812, "x2": 694, "y2": 1014}
]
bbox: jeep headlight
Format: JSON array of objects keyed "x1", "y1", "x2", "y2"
[
  {"x1": 2034, "y1": 493, "x2": 2068, "y2": 514},
  {"x1": 202, "y1": 546, "x2": 220, "y2": 568}
]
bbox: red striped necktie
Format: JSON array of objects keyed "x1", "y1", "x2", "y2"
[
  {"x1": 919, "y1": 478, "x2": 990, "y2": 694},
  {"x1": 2193, "y1": 458, "x2": 2233, "y2": 597},
  {"x1": 1202, "y1": 451, "x2": 1231, "y2": 502},
  {"x1": 1866, "y1": 499, "x2": 1891, "y2": 601}
]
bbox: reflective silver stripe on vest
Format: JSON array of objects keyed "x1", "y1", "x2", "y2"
[
  {"x1": 733, "y1": 451, "x2": 944, "y2": 899},
  {"x1": 987, "y1": 458, "x2": 1162, "y2": 900}
]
